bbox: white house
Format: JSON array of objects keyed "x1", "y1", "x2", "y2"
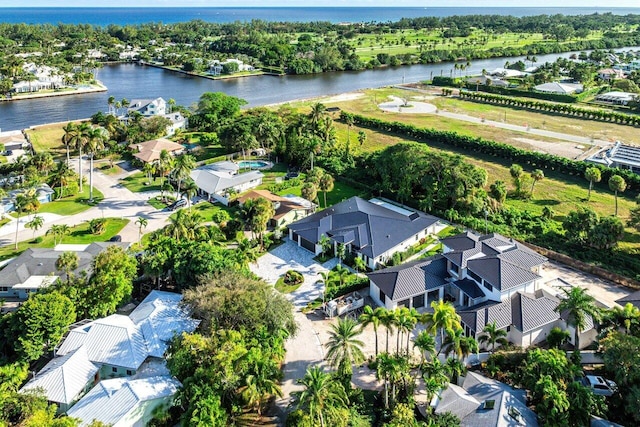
[
  {"x1": 20, "y1": 291, "x2": 199, "y2": 410},
  {"x1": 288, "y1": 197, "x2": 441, "y2": 270},
  {"x1": 128, "y1": 97, "x2": 167, "y2": 117},
  {"x1": 190, "y1": 162, "x2": 264, "y2": 206},
  {"x1": 66, "y1": 376, "x2": 181, "y2": 427},
  {"x1": 534, "y1": 82, "x2": 583, "y2": 95}
]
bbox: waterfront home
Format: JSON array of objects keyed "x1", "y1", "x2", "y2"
[
  {"x1": 21, "y1": 291, "x2": 198, "y2": 413},
  {"x1": 163, "y1": 112, "x2": 187, "y2": 136},
  {"x1": 288, "y1": 197, "x2": 441, "y2": 270},
  {"x1": 0, "y1": 242, "x2": 129, "y2": 300},
  {"x1": 597, "y1": 68, "x2": 626, "y2": 81},
  {"x1": 129, "y1": 138, "x2": 184, "y2": 164},
  {"x1": 236, "y1": 189, "x2": 316, "y2": 228},
  {"x1": 208, "y1": 58, "x2": 254, "y2": 76},
  {"x1": 190, "y1": 162, "x2": 264, "y2": 206},
  {"x1": 128, "y1": 97, "x2": 167, "y2": 117}
]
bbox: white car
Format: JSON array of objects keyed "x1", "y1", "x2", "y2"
[{"x1": 582, "y1": 375, "x2": 618, "y2": 396}]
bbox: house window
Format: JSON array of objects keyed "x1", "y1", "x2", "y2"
[
  {"x1": 415, "y1": 234, "x2": 419, "y2": 241},
  {"x1": 111, "y1": 367, "x2": 117, "y2": 373},
  {"x1": 379, "y1": 289, "x2": 386, "y2": 304},
  {"x1": 450, "y1": 264, "x2": 459, "y2": 274},
  {"x1": 463, "y1": 294, "x2": 470, "y2": 307},
  {"x1": 0, "y1": 287, "x2": 8, "y2": 292},
  {"x1": 126, "y1": 370, "x2": 133, "y2": 376},
  {"x1": 468, "y1": 270, "x2": 482, "y2": 284},
  {"x1": 398, "y1": 299, "x2": 410, "y2": 308},
  {"x1": 412, "y1": 294, "x2": 425, "y2": 308},
  {"x1": 483, "y1": 282, "x2": 493, "y2": 292}
]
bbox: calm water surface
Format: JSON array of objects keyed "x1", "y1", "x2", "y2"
[{"x1": 0, "y1": 49, "x2": 635, "y2": 131}]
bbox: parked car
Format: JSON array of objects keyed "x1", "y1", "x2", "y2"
[
  {"x1": 581, "y1": 375, "x2": 618, "y2": 396},
  {"x1": 3, "y1": 150, "x2": 13, "y2": 156},
  {"x1": 109, "y1": 235, "x2": 122, "y2": 242},
  {"x1": 169, "y1": 199, "x2": 187, "y2": 211}
]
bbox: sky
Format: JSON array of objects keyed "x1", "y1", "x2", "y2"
[{"x1": 5, "y1": 0, "x2": 640, "y2": 7}]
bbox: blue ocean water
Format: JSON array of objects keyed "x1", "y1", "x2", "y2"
[{"x1": 1, "y1": 7, "x2": 640, "y2": 26}]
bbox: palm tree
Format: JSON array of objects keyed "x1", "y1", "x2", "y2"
[
  {"x1": 325, "y1": 317, "x2": 365, "y2": 384},
  {"x1": 422, "y1": 300, "x2": 462, "y2": 350},
  {"x1": 157, "y1": 150, "x2": 174, "y2": 202},
  {"x1": 309, "y1": 102, "x2": 327, "y2": 129},
  {"x1": 555, "y1": 286, "x2": 601, "y2": 350},
  {"x1": 608, "y1": 175, "x2": 627, "y2": 216},
  {"x1": 241, "y1": 358, "x2": 283, "y2": 416},
  {"x1": 413, "y1": 330, "x2": 436, "y2": 367},
  {"x1": 375, "y1": 352, "x2": 396, "y2": 409},
  {"x1": 396, "y1": 307, "x2": 417, "y2": 354},
  {"x1": 530, "y1": 169, "x2": 544, "y2": 197},
  {"x1": 445, "y1": 357, "x2": 466, "y2": 384},
  {"x1": 353, "y1": 257, "x2": 366, "y2": 273},
  {"x1": 135, "y1": 216, "x2": 148, "y2": 244},
  {"x1": 25, "y1": 215, "x2": 44, "y2": 240},
  {"x1": 172, "y1": 154, "x2": 196, "y2": 201},
  {"x1": 46, "y1": 224, "x2": 70, "y2": 246},
  {"x1": 357, "y1": 130, "x2": 367, "y2": 147},
  {"x1": 12, "y1": 190, "x2": 39, "y2": 250},
  {"x1": 107, "y1": 95, "x2": 115, "y2": 115},
  {"x1": 75, "y1": 122, "x2": 91, "y2": 193},
  {"x1": 165, "y1": 209, "x2": 203, "y2": 242},
  {"x1": 359, "y1": 305, "x2": 383, "y2": 356},
  {"x1": 318, "y1": 172, "x2": 334, "y2": 208},
  {"x1": 319, "y1": 234, "x2": 332, "y2": 256},
  {"x1": 181, "y1": 179, "x2": 199, "y2": 210},
  {"x1": 61, "y1": 122, "x2": 78, "y2": 165},
  {"x1": 301, "y1": 182, "x2": 318, "y2": 205},
  {"x1": 584, "y1": 167, "x2": 601, "y2": 201},
  {"x1": 292, "y1": 367, "x2": 348, "y2": 427},
  {"x1": 601, "y1": 302, "x2": 640, "y2": 335},
  {"x1": 143, "y1": 162, "x2": 156, "y2": 185},
  {"x1": 56, "y1": 251, "x2": 79, "y2": 284},
  {"x1": 86, "y1": 126, "x2": 107, "y2": 201},
  {"x1": 50, "y1": 161, "x2": 73, "y2": 199},
  {"x1": 379, "y1": 308, "x2": 397, "y2": 354},
  {"x1": 333, "y1": 264, "x2": 349, "y2": 287},
  {"x1": 478, "y1": 320, "x2": 508, "y2": 352}
]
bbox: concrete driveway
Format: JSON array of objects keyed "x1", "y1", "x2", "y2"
[{"x1": 250, "y1": 239, "x2": 338, "y2": 307}]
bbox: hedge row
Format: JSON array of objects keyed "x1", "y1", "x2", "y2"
[
  {"x1": 340, "y1": 112, "x2": 640, "y2": 193},
  {"x1": 459, "y1": 90, "x2": 640, "y2": 127}
]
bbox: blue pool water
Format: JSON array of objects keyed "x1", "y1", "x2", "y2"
[{"x1": 238, "y1": 161, "x2": 269, "y2": 169}]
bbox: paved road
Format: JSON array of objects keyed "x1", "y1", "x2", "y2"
[{"x1": 0, "y1": 160, "x2": 171, "y2": 247}]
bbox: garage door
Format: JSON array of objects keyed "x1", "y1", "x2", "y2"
[{"x1": 300, "y1": 237, "x2": 316, "y2": 253}]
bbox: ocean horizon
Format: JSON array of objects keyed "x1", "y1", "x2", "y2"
[{"x1": 2, "y1": 7, "x2": 640, "y2": 26}]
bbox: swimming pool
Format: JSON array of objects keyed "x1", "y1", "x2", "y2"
[{"x1": 238, "y1": 160, "x2": 271, "y2": 169}]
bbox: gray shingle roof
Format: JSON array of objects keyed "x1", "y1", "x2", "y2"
[
  {"x1": 366, "y1": 255, "x2": 447, "y2": 301},
  {"x1": 459, "y1": 299, "x2": 512, "y2": 334},
  {"x1": 289, "y1": 197, "x2": 439, "y2": 260}
]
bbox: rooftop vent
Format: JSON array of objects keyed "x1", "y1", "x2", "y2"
[{"x1": 483, "y1": 400, "x2": 495, "y2": 410}]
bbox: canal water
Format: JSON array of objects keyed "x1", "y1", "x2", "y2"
[{"x1": 0, "y1": 49, "x2": 632, "y2": 131}]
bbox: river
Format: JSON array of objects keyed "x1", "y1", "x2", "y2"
[{"x1": 0, "y1": 49, "x2": 630, "y2": 131}]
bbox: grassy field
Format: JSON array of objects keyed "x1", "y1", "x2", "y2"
[
  {"x1": 38, "y1": 186, "x2": 104, "y2": 216},
  {"x1": 26, "y1": 121, "x2": 79, "y2": 160},
  {"x1": 296, "y1": 92, "x2": 640, "y2": 251},
  {"x1": 169, "y1": 200, "x2": 237, "y2": 223},
  {"x1": 343, "y1": 28, "x2": 604, "y2": 63},
  {"x1": 121, "y1": 171, "x2": 162, "y2": 193},
  {"x1": 0, "y1": 218, "x2": 129, "y2": 260}
]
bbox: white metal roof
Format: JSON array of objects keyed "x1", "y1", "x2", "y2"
[
  {"x1": 66, "y1": 376, "x2": 180, "y2": 427},
  {"x1": 20, "y1": 347, "x2": 99, "y2": 405},
  {"x1": 13, "y1": 275, "x2": 58, "y2": 289}
]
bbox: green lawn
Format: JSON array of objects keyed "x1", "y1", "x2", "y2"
[
  {"x1": 25, "y1": 122, "x2": 73, "y2": 160},
  {"x1": 0, "y1": 218, "x2": 129, "y2": 261},
  {"x1": 38, "y1": 186, "x2": 104, "y2": 216},
  {"x1": 275, "y1": 179, "x2": 367, "y2": 208},
  {"x1": 121, "y1": 172, "x2": 161, "y2": 193},
  {"x1": 169, "y1": 200, "x2": 237, "y2": 222}
]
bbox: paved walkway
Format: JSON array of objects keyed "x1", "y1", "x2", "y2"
[{"x1": 0, "y1": 159, "x2": 171, "y2": 247}]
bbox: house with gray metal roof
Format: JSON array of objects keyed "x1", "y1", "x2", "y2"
[
  {"x1": 191, "y1": 162, "x2": 264, "y2": 206},
  {"x1": 23, "y1": 291, "x2": 198, "y2": 412},
  {"x1": 66, "y1": 375, "x2": 180, "y2": 427},
  {"x1": 433, "y1": 371, "x2": 538, "y2": 427},
  {"x1": 0, "y1": 242, "x2": 129, "y2": 301},
  {"x1": 367, "y1": 255, "x2": 447, "y2": 310},
  {"x1": 288, "y1": 197, "x2": 441, "y2": 269}
]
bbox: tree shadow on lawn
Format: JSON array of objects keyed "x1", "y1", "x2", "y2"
[{"x1": 531, "y1": 199, "x2": 561, "y2": 206}]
